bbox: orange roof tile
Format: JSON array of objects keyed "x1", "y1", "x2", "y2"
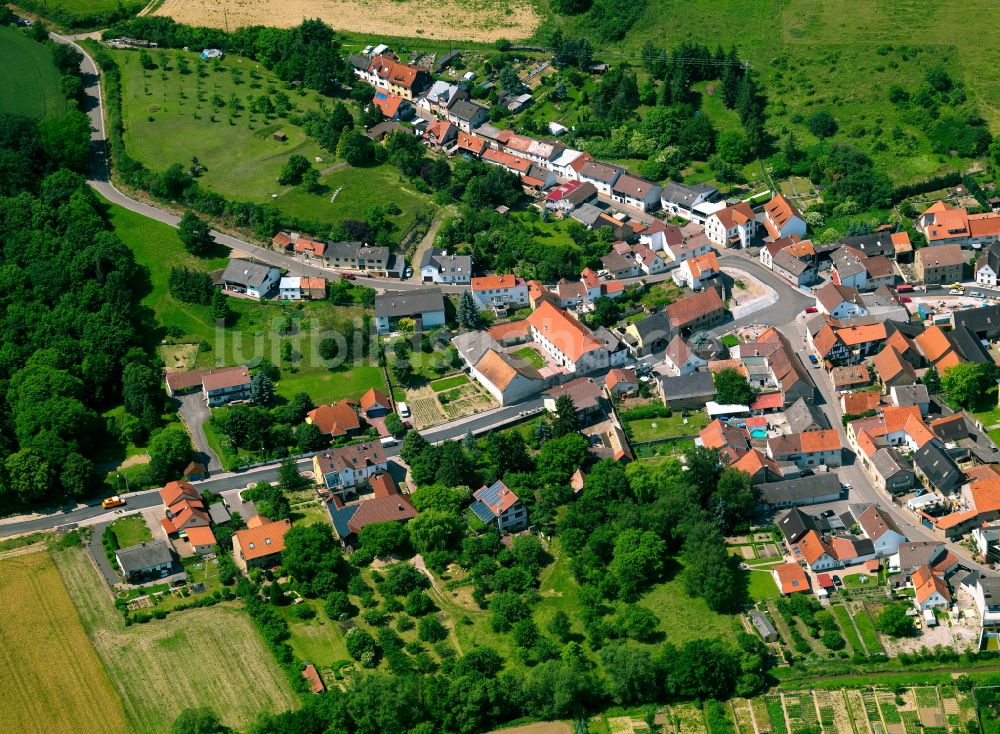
[
  {"x1": 772, "y1": 562, "x2": 810, "y2": 594},
  {"x1": 872, "y1": 346, "x2": 916, "y2": 383},
  {"x1": 184, "y1": 525, "x2": 217, "y2": 547},
  {"x1": 360, "y1": 388, "x2": 389, "y2": 413},
  {"x1": 913, "y1": 564, "x2": 951, "y2": 605},
  {"x1": 234, "y1": 518, "x2": 292, "y2": 561},
  {"x1": 688, "y1": 251, "x2": 719, "y2": 279},
  {"x1": 843, "y1": 391, "x2": 881, "y2": 415},
  {"x1": 714, "y1": 201, "x2": 755, "y2": 228},
  {"x1": 797, "y1": 530, "x2": 832, "y2": 565},
  {"x1": 306, "y1": 401, "x2": 360, "y2": 437},
  {"x1": 526, "y1": 301, "x2": 604, "y2": 362},
  {"x1": 970, "y1": 478, "x2": 1000, "y2": 514},
  {"x1": 903, "y1": 415, "x2": 936, "y2": 448},
  {"x1": 837, "y1": 323, "x2": 888, "y2": 347},
  {"x1": 764, "y1": 193, "x2": 804, "y2": 239},
  {"x1": 915, "y1": 326, "x2": 955, "y2": 365},
  {"x1": 472, "y1": 274, "x2": 524, "y2": 291}
]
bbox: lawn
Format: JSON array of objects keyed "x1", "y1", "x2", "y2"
[
  {"x1": 109, "y1": 515, "x2": 152, "y2": 548},
  {"x1": 512, "y1": 346, "x2": 546, "y2": 369},
  {"x1": 745, "y1": 569, "x2": 780, "y2": 601},
  {"x1": 0, "y1": 27, "x2": 69, "y2": 118},
  {"x1": 16, "y1": 0, "x2": 145, "y2": 27},
  {"x1": 430, "y1": 374, "x2": 470, "y2": 392},
  {"x1": 0, "y1": 551, "x2": 130, "y2": 734},
  {"x1": 53, "y1": 546, "x2": 299, "y2": 733},
  {"x1": 637, "y1": 562, "x2": 741, "y2": 645},
  {"x1": 280, "y1": 599, "x2": 350, "y2": 667},
  {"x1": 628, "y1": 412, "x2": 709, "y2": 442},
  {"x1": 509, "y1": 211, "x2": 584, "y2": 249},
  {"x1": 114, "y1": 46, "x2": 432, "y2": 239},
  {"x1": 105, "y1": 197, "x2": 229, "y2": 344},
  {"x1": 720, "y1": 334, "x2": 742, "y2": 348}
]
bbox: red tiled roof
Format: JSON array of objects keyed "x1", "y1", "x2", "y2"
[
  {"x1": 307, "y1": 401, "x2": 361, "y2": 437},
  {"x1": 750, "y1": 392, "x2": 783, "y2": 411},
  {"x1": 526, "y1": 301, "x2": 604, "y2": 362},
  {"x1": 772, "y1": 562, "x2": 810, "y2": 594},
  {"x1": 360, "y1": 388, "x2": 389, "y2": 413},
  {"x1": 764, "y1": 193, "x2": 803, "y2": 239},
  {"x1": 666, "y1": 289, "x2": 724, "y2": 328},
  {"x1": 234, "y1": 517, "x2": 291, "y2": 560}
]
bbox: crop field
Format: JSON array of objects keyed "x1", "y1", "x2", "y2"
[
  {"x1": 0, "y1": 27, "x2": 69, "y2": 118},
  {"x1": 53, "y1": 546, "x2": 299, "y2": 734},
  {"x1": 0, "y1": 551, "x2": 130, "y2": 734},
  {"x1": 154, "y1": 0, "x2": 539, "y2": 42}
]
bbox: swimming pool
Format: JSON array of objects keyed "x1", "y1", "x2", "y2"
[{"x1": 750, "y1": 429, "x2": 767, "y2": 439}]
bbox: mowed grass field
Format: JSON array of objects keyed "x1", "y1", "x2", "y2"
[
  {"x1": 53, "y1": 546, "x2": 299, "y2": 734},
  {"x1": 114, "y1": 47, "x2": 432, "y2": 238},
  {"x1": 0, "y1": 551, "x2": 130, "y2": 734},
  {"x1": 560, "y1": 0, "x2": 1000, "y2": 183},
  {"x1": 0, "y1": 27, "x2": 69, "y2": 118}
]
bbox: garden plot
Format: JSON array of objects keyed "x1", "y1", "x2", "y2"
[
  {"x1": 669, "y1": 703, "x2": 708, "y2": 733},
  {"x1": 751, "y1": 695, "x2": 772, "y2": 733},
  {"x1": 730, "y1": 699, "x2": 754, "y2": 733},
  {"x1": 405, "y1": 380, "x2": 497, "y2": 429}
]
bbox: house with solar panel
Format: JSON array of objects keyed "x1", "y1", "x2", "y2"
[{"x1": 470, "y1": 480, "x2": 528, "y2": 533}]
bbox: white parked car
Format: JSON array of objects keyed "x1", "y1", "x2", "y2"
[
  {"x1": 949, "y1": 289, "x2": 964, "y2": 295},
  {"x1": 397, "y1": 402, "x2": 411, "y2": 418}
]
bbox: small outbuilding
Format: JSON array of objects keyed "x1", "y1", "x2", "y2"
[{"x1": 273, "y1": 131, "x2": 288, "y2": 141}]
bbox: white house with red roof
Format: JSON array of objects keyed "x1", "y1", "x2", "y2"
[
  {"x1": 604, "y1": 368, "x2": 639, "y2": 397},
  {"x1": 705, "y1": 202, "x2": 758, "y2": 248},
  {"x1": 672, "y1": 251, "x2": 720, "y2": 290},
  {"x1": 763, "y1": 193, "x2": 807, "y2": 241},
  {"x1": 471, "y1": 274, "x2": 529, "y2": 311},
  {"x1": 372, "y1": 90, "x2": 412, "y2": 121},
  {"x1": 527, "y1": 301, "x2": 610, "y2": 373}
]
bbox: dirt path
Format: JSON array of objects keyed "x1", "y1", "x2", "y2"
[
  {"x1": 412, "y1": 554, "x2": 465, "y2": 656},
  {"x1": 407, "y1": 206, "x2": 451, "y2": 266},
  {"x1": 0, "y1": 542, "x2": 46, "y2": 561}
]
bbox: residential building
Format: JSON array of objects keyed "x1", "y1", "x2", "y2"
[
  {"x1": 662, "y1": 334, "x2": 707, "y2": 375},
  {"x1": 666, "y1": 289, "x2": 727, "y2": 334},
  {"x1": 912, "y1": 564, "x2": 951, "y2": 610},
  {"x1": 758, "y1": 474, "x2": 842, "y2": 509},
  {"x1": 468, "y1": 346, "x2": 545, "y2": 405},
  {"x1": 185, "y1": 525, "x2": 217, "y2": 555},
  {"x1": 328, "y1": 476, "x2": 418, "y2": 546},
  {"x1": 324, "y1": 242, "x2": 391, "y2": 274},
  {"x1": 446, "y1": 99, "x2": 488, "y2": 132},
  {"x1": 605, "y1": 368, "x2": 639, "y2": 397},
  {"x1": 278, "y1": 276, "x2": 327, "y2": 300},
  {"x1": 419, "y1": 248, "x2": 471, "y2": 284},
  {"x1": 732, "y1": 448, "x2": 782, "y2": 484},
  {"x1": 772, "y1": 562, "x2": 811, "y2": 595},
  {"x1": 766, "y1": 430, "x2": 843, "y2": 469},
  {"x1": 543, "y1": 376, "x2": 605, "y2": 416},
  {"x1": 659, "y1": 182, "x2": 721, "y2": 224},
  {"x1": 610, "y1": 174, "x2": 662, "y2": 212},
  {"x1": 232, "y1": 516, "x2": 292, "y2": 572},
  {"x1": 705, "y1": 202, "x2": 757, "y2": 248},
  {"x1": 359, "y1": 388, "x2": 391, "y2": 417},
  {"x1": 116, "y1": 541, "x2": 176, "y2": 582},
  {"x1": 374, "y1": 287, "x2": 446, "y2": 333},
  {"x1": 545, "y1": 180, "x2": 598, "y2": 215},
  {"x1": 601, "y1": 250, "x2": 642, "y2": 280},
  {"x1": 456, "y1": 131, "x2": 488, "y2": 158},
  {"x1": 471, "y1": 274, "x2": 529, "y2": 311},
  {"x1": 159, "y1": 480, "x2": 211, "y2": 537},
  {"x1": 313, "y1": 442, "x2": 389, "y2": 495},
  {"x1": 872, "y1": 347, "x2": 918, "y2": 392},
  {"x1": 656, "y1": 371, "x2": 716, "y2": 410},
  {"x1": 424, "y1": 119, "x2": 458, "y2": 148},
  {"x1": 976, "y1": 241, "x2": 1000, "y2": 287},
  {"x1": 372, "y1": 90, "x2": 413, "y2": 121},
  {"x1": 759, "y1": 235, "x2": 800, "y2": 270},
  {"x1": 772, "y1": 250, "x2": 816, "y2": 286},
  {"x1": 576, "y1": 160, "x2": 622, "y2": 195},
  {"x1": 763, "y1": 193, "x2": 807, "y2": 241},
  {"x1": 201, "y1": 366, "x2": 251, "y2": 406},
  {"x1": 831, "y1": 245, "x2": 893, "y2": 291},
  {"x1": 853, "y1": 504, "x2": 908, "y2": 557},
  {"x1": 416, "y1": 80, "x2": 466, "y2": 118},
  {"x1": 672, "y1": 251, "x2": 721, "y2": 290},
  {"x1": 913, "y1": 440, "x2": 964, "y2": 495},
  {"x1": 359, "y1": 55, "x2": 430, "y2": 99},
  {"x1": 527, "y1": 301, "x2": 610, "y2": 373},
  {"x1": 470, "y1": 481, "x2": 528, "y2": 532},
  {"x1": 815, "y1": 282, "x2": 869, "y2": 319},
  {"x1": 220, "y1": 259, "x2": 280, "y2": 299},
  {"x1": 785, "y1": 397, "x2": 830, "y2": 433},
  {"x1": 306, "y1": 401, "x2": 361, "y2": 438},
  {"x1": 698, "y1": 419, "x2": 749, "y2": 463},
  {"x1": 623, "y1": 311, "x2": 672, "y2": 356},
  {"x1": 889, "y1": 384, "x2": 930, "y2": 415},
  {"x1": 915, "y1": 243, "x2": 964, "y2": 285}
]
